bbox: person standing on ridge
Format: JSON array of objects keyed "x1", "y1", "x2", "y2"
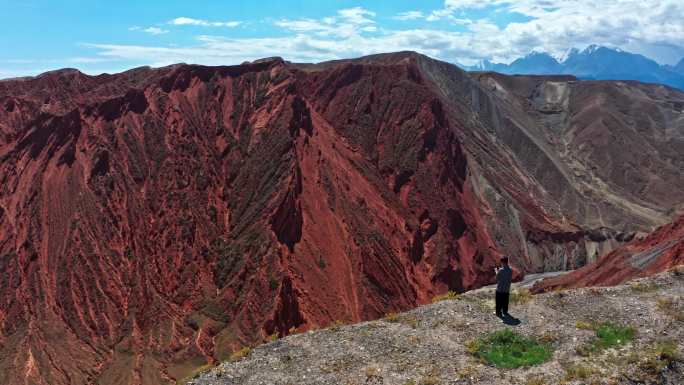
[{"x1": 495, "y1": 256, "x2": 513, "y2": 318}]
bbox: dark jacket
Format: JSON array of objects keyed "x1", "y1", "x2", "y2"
[{"x1": 496, "y1": 265, "x2": 512, "y2": 293}]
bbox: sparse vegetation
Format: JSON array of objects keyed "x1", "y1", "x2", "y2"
[
  {"x1": 175, "y1": 363, "x2": 214, "y2": 385},
  {"x1": 431, "y1": 291, "x2": 460, "y2": 303},
  {"x1": 383, "y1": 312, "x2": 419, "y2": 328},
  {"x1": 538, "y1": 331, "x2": 560, "y2": 345},
  {"x1": 524, "y1": 374, "x2": 548, "y2": 385},
  {"x1": 419, "y1": 376, "x2": 441, "y2": 385},
  {"x1": 455, "y1": 364, "x2": 477, "y2": 380},
  {"x1": 656, "y1": 296, "x2": 684, "y2": 321},
  {"x1": 364, "y1": 366, "x2": 381, "y2": 378},
  {"x1": 467, "y1": 329, "x2": 553, "y2": 368},
  {"x1": 328, "y1": 320, "x2": 345, "y2": 331},
  {"x1": 188, "y1": 272, "x2": 684, "y2": 385},
  {"x1": 229, "y1": 346, "x2": 252, "y2": 362},
  {"x1": 576, "y1": 322, "x2": 636, "y2": 356},
  {"x1": 640, "y1": 340, "x2": 681, "y2": 372}
]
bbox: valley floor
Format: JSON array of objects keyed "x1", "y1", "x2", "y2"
[{"x1": 189, "y1": 268, "x2": 684, "y2": 385}]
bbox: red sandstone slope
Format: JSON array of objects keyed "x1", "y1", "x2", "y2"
[
  {"x1": 0, "y1": 58, "x2": 503, "y2": 385},
  {"x1": 531, "y1": 216, "x2": 684, "y2": 292}
]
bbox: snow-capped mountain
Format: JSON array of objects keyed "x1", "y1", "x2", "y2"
[
  {"x1": 674, "y1": 58, "x2": 684, "y2": 75},
  {"x1": 465, "y1": 45, "x2": 684, "y2": 90}
]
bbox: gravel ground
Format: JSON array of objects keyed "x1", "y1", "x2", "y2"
[{"x1": 189, "y1": 268, "x2": 684, "y2": 385}]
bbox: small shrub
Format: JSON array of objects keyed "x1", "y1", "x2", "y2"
[
  {"x1": 575, "y1": 320, "x2": 595, "y2": 330},
  {"x1": 588, "y1": 288, "x2": 603, "y2": 296},
  {"x1": 328, "y1": 320, "x2": 345, "y2": 331},
  {"x1": 524, "y1": 374, "x2": 548, "y2": 385},
  {"x1": 403, "y1": 380, "x2": 416, "y2": 385},
  {"x1": 384, "y1": 312, "x2": 399, "y2": 322},
  {"x1": 383, "y1": 313, "x2": 419, "y2": 328},
  {"x1": 563, "y1": 362, "x2": 599, "y2": 381},
  {"x1": 419, "y1": 376, "x2": 441, "y2": 385},
  {"x1": 510, "y1": 288, "x2": 533, "y2": 304},
  {"x1": 465, "y1": 340, "x2": 480, "y2": 355},
  {"x1": 399, "y1": 315, "x2": 420, "y2": 329},
  {"x1": 229, "y1": 346, "x2": 252, "y2": 362},
  {"x1": 467, "y1": 329, "x2": 553, "y2": 368},
  {"x1": 538, "y1": 331, "x2": 559, "y2": 345},
  {"x1": 432, "y1": 291, "x2": 460, "y2": 303},
  {"x1": 630, "y1": 281, "x2": 661, "y2": 293},
  {"x1": 456, "y1": 365, "x2": 476, "y2": 380}
]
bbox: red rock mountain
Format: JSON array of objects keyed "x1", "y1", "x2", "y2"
[
  {"x1": 532, "y1": 216, "x2": 684, "y2": 292},
  {"x1": 0, "y1": 52, "x2": 683, "y2": 384}
]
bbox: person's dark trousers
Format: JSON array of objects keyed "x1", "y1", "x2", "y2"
[{"x1": 495, "y1": 291, "x2": 509, "y2": 317}]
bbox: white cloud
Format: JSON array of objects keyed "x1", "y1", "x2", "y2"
[
  {"x1": 417, "y1": 0, "x2": 684, "y2": 63},
  {"x1": 170, "y1": 17, "x2": 242, "y2": 27},
  {"x1": 53, "y1": 1, "x2": 684, "y2": 76},
  {"x1": 276, "y1": 7, "x2": 377, "y2": 39},
  {"x1": 274, "y1": 19, "x2": 328, "y2": 33},
  {"x1": 84, "y1": 29, "x2": 488, "y2": 68},
  {"x1": 394, "y1": 11, "x2": 424, "y2": 21},
  {"x1": 143, "y1": 27, "x2": 169, "y2": 35},
  {"x1": 337, "y1": 7, "x2": 376, "y2": 25}
]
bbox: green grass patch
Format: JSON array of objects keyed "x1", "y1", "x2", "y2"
[
  {"x1": 466, "y1": 329, "x2": 553, "y2": 369},
  {"x1": 576, "y1": 322, "x2": 636, "y2": 356}
]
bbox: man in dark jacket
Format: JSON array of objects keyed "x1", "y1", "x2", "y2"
[{"x1": 495, "y1": 256, "x2": 512, "y2": 318}]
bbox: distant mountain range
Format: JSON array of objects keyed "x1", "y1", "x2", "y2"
[{"x1": 463, "y1": 45, "x2": 684, "y2": 90}]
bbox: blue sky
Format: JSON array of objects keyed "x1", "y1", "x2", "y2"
[{"x1": 2, "y1": 0, "x2": 684, "y2": 78}]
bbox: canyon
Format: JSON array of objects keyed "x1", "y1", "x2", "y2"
[{"x1": 0, "y1": 52, "x2": 683, "y2": 384}]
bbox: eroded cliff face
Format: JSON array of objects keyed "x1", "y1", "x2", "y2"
[
  {"x1": 420, "y1": 66, "x2": 684, "y2": 272},
  {"x1": 0, "y1": 57, "x2": 502, "y2": 385},
  {"x1": 532, "y1": 216, "x2": 684, "y2": 292}
]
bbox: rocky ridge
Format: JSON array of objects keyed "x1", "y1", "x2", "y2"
[{"x1": 189, "y1": 268, "x2": 684, "y2": 385}]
